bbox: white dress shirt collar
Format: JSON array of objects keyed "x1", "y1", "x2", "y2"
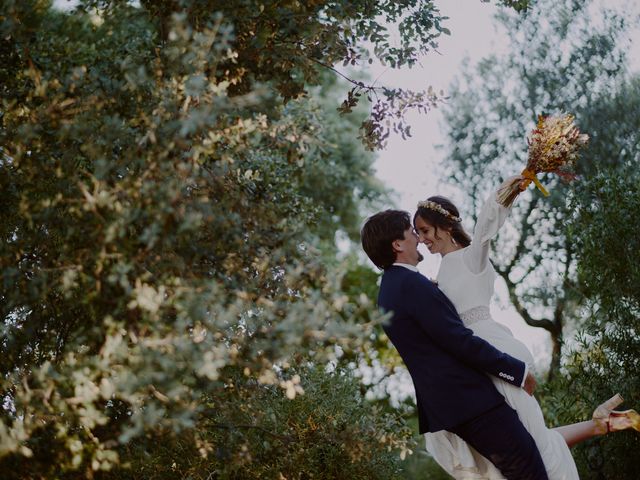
[{"x1": 392, "y1": 262, "x2": 419, "y2": 272}]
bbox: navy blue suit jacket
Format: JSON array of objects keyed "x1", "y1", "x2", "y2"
[{"x1": 378, "y1": 265, "x2": 526, "y2": 434}]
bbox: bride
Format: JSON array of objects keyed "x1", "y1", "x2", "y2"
[{"x1": 413, "y1": 175, "x2": 639, "y2": 479}]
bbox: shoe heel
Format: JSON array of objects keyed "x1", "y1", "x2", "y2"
[{"x1": 593, "y1": 393, "x2": 624, "y2": 420}]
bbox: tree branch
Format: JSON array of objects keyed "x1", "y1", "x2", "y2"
[
  {"x1": 305, "y1": 56, "x2": 380, "y2": 92},
  {"x1": 201, "y1": 415, "x2": 294, "y2": 443},
  {"x1": 503, "y1": 196, "x2": 540, "y2": 274},
  {"x1": 497, "y1": 270, "x2": 556, "y2": 332},
  {"x1": 553, "y1": 240, "x2": 573, "y2": 327},
  {"x1": 518, "y1": 45, "x2": 540, "y2": 124}
]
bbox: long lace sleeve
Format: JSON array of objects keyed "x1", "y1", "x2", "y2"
[{"x1": 462, "y1": 191, "x2": 511, "y2": 274}]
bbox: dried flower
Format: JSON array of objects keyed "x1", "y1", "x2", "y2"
[{"x1": 497, "y1": 113, "x2": 589, "y2": 207}]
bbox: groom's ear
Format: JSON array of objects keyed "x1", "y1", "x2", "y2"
[{"x1": 392, "y1": 239, "x2": 403, "y2": 253}]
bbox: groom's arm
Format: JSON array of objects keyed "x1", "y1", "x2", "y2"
[{"x1": 405, "y1": 274, "x2": 527, "y2": 387}]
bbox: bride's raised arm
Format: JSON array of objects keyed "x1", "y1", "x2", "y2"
[{"x1": 463, "y1": 176, "x2": 524, "y2": 274}]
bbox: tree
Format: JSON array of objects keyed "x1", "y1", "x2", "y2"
[
  {"x1": 439, "y1": 0, "x2": 633, "y2": 377},
  {"x1": 0, "y1": 0, "x2": 534, "y2": 476},
  {"x1": 0, "y1": 1, "x2": 405, "y2": 476},
  {"x1": 543, "y1": 76, "x2": 640, "y2": 479},
  {"x1": 541, "y1": 161, "x2": 640, "y2": 479}
]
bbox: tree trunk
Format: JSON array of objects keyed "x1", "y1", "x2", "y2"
[
  {"x1": 497, "y1": 269, "x2": 564, "y2": 379},
  {"x1": 547, "y1": 324, "x2": 562, "y2": 381}
]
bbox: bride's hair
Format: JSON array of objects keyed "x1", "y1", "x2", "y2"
[{"x1": 414, "y1": 196, "x2": 471, "y2": 247}]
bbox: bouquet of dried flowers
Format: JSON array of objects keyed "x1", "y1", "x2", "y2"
[{"x1": 497, "y1": 113, "x2": 589, "y2": 207}]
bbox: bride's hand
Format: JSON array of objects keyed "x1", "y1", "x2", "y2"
[
  {"x1": 523, "y1": 372, "x2": 537, "y2": 396},
  {"x1": 512, "y1": 174, "x2": 527, "y2": 191},
  {"x1": 499, "y1": 174, "x2": 527, "y2": 193},
  {"x1": 515, "y1": 174, "x2": 528, "y2": 191}
]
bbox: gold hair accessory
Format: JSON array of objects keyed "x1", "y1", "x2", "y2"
[{"x1": 416, "y1": 200, "x2": 461, "y2": 222}]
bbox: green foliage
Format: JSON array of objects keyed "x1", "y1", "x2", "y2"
[
  {"x1": 0, "y1": 0, "x2": 420, "y2": 476},
  {"x1": 0, "y1": 0, "x2": 539, "y2": 476},
  {"x1": 393, "y1": 416, "x2": 450, "y2": 480},
  {"x1": 493, "y1": 0, "x2": 531, "y2": 12},
  {"x1": 113, "y1": 0, "x2": 451, "y2": 151},
  {"x1": 2, "y1": 365, "x2": 414, "y2": 479},
  {"x1": 399, "y1": 451, "x2": 451, "y2": 480},
  {"x1": 571, "y1": 172, "x2": 640, "y2": 307},
  {"x1": 440, "y1": 0, "x2": 634, "y2": 375},
  {"x1": 542, "y1": 168, "x2": 640, "y2": 479}
]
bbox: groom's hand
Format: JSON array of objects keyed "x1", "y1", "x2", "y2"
[{"x1": 523, "y1": 372, "x2": 537, "y2": 396}]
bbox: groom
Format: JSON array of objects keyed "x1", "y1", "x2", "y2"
[{"x1": 361, "y1": 209, "x2": 548, "y2": 480}]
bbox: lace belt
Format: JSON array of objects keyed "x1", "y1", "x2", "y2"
[{"x1": 459, "y1": 306, "x2": 491, "y2": 326}]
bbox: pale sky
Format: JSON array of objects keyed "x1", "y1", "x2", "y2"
[{"x1": 368, "y1": 1, "x2": 554, "y2": 369}]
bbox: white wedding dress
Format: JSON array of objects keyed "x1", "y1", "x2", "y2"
[{"x1": 424, "y1": 192, "x2": 579, "y2": 480}]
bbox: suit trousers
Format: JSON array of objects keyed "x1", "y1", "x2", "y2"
[{"x1": 449, "y1": 402, "x2": 549, "y2": 480}]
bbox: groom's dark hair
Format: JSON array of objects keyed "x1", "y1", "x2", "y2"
[{"x1": 361, "y1": 210, "x2": 411, "y2": 270}]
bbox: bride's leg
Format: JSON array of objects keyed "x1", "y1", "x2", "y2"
[
  {"x1": 553, "y1": 421, "x2": 603, "y2": 448},
  {"x1": 554, "y1": 394, "x2": 640, "y2": 448}
]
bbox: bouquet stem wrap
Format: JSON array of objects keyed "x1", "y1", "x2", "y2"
[{"x1": 521, "y1": 168, "x2": 549, "y2": 196}]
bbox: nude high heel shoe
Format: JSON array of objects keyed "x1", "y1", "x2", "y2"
[
  {"x1": 593, "y1": 393, "x2": 624, "y2": 434},
  {"x1": 608, "y1": 410, "x2": 640, "y2": 433},
  {"x1": 593, "y1": 393, "x2": 640, "y2": 433}
]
